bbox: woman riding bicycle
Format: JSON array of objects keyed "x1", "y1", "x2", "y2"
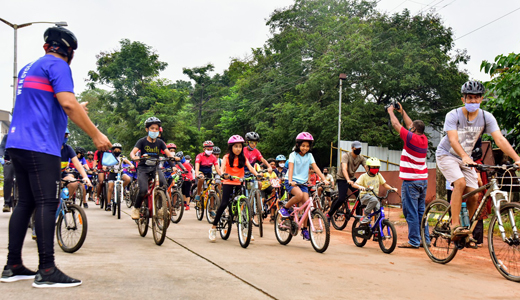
[
  {"x1": 208, "y1": 135, "x2": 261, "y2": 242},
  {"x1": 278, "y1": 132, "x2": 329, "y2": 240}
]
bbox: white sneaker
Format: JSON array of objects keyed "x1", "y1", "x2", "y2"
[
  {"x1": 251, "y1": 234, "x2": 255, "y2": 241},
  {"x1": 131, "y1": 208, "x2": 140, "y2": 220},
  {"x1": 209, "y1": 229, "x2": 217, "y2": 242}
]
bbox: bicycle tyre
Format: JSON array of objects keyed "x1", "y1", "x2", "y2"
[
  {"x1": 100, "y1": 183, "x2": 106, "y2": 209},
  {"x1": 274, "y1": 211, "x2": 293, "y2": 245},
  {"x1": 251, "y1": 190, "x2": 263, "y2": 237},
  {"x1": 309, "y1": 209, "x2": 330, "y2": 253},
  {"x1": 488, "y1": 202, "x2": 520, "y2": 282},
  {"x1": 56, "y1": 203, "x2": 88, "y2": 253},
  {"x1": 74, "y1": 186, "x2": 84, "y2": 206},
  {"x1": 206, "y1": 192, "x2": 220, "y2": 224},
  {"x1": 219, "y1": 206, "x2": 232, "y2": 240},
  {"x1": 196, "y1": 197, "x2": 204, "y2": 221},
  {"x1": 421, "y1": 199, "x2": 458, "y2": 264},
  {"x1": 137, "y1": 208, "x2": 149, "y2": 238},
  {"x1": 170, "y1": 190, "x2": 184, "y2": 224},
  {"x1": 378, "y1": 219, "x2": 397, "y2": 254},
  {"x1": 127, "y1": 181, "x2": 138, "y2": 208},
  {"x1": 331, "y1": 202, "x2": 349, "y2": 231},
  {"x1": 237, "y1": 198, "x2": 252, "y2": 248},
  {"x1": 117, "y1": 183, "x2": 122, "y2": 219},
  {"x1": 351, "y1": 219, "x2": 368, "y2": 247},
  {"x1": 152, "y1": 189, "x2": 169, "y2": 246},
  {"x1": 111, "y1": 187, "x2": 117, "y2": 216}
]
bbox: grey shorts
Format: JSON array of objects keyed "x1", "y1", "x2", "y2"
[{"x1": 436, "y1": 155, "x2": 478, "y2": 189}]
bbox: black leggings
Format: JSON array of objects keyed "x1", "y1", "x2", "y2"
[
  {"x1": 7, "y1": 149, "x2": 60, "y2": 270},
  {"x1": 3, "y1": 161, "x2": 14, "y2": 205},
  {"x1": 212, "y1": 184, "x2": 241, "y2": 226},
  {"x1": 135, "y1": 168, "x2": 167, "y2": 208},
  {"x1": 328, "y1": 179, "x2": 359, "y2": 216}
]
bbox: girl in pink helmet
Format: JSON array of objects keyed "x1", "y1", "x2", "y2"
[
  {"x1": 208, "y1": 135, "x2": 262, "y2": 242},
  {"x1": 279, "y1": 132, "x2": 330, "y2": 240}
]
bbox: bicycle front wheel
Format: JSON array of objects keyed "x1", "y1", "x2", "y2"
[
  {"x1": 309, "y1": 209, "x2": 330, "y2": 253},
  {"x1": 170, "y1": 190, "x2": 184, "y2": 224},
  {"x1": 421, "y1": 199, "x2": 457, "y2": 264},
  {"x1": 195, "y1": 197, "x2": 204, "y2": 221},
  {"x1": 237, "y1": 198, "x2": 252, "y2": 248},
  {"x1": 117, "y1": 183, "x2": 122, "y2": 219},
  {"x1": 488, "y1": 202, "x2": 520, "y2": 282},
  {"x1": 137, "y1": 207, "x2": 149, "y2": 237},
  {"x1": 331, "y1": 202, "x2": 349, "y2": 231},
  {"x1": 56, "y1": 203, "x2": 88, "y2": 253},
  {"x1": 206, "y1": 192, "x2": 220, "y2": 224},
  {"x1": 74, "y1": 187, "x2": 84, "y2": 206},
  {"x1": 274, "y1": 211, "x2": 292, "y2": 245},
  {"x1": 378, "y1": 219, "x2": 397, "y2": 254},
  {"x1": 152, "y1": 189, "x2": 169, "y2": 246},
  {"x1": 219, "y1": 206, "x2": 232, "y2": 240}
]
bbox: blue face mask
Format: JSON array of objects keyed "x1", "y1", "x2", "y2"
[
  {"x1": 63, "y1": 137, "x2": 68, "y2": 145},
  {"x1": 465, "y1": 102, "x2": 480, "y2": 113},
  {"x1": 148, "y1": 131, "x2": 159, "y2": 139}
]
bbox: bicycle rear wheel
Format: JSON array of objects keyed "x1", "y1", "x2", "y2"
[
  {"x1": 74, "y1": 187, "x2": 84, "y2": 206},
  {"x1": 274, "y1": 211, "x2": 292, "y2": 245},
  {"x1": 206, "y1": 192, "x2": 220, "y2": 224},
  {"x1": 152, "y1": 189, "x2": 169, "y2": 246},
  {"x1": 195, "y1": 197, "x2": 204, "y2": 221},
  {"x1": 332, "y1": 202, "x2": 349, "y2": 231},
  {"x1": 251, "y1": 190, "x2": 263, "y2": 237},
  {"x1": 309, "y1": 209, "x2": 330, "y2": 253},
  {"x1": 351, "y1": 219, "x2": 368, "y2": 247},
  {"x1": 170, "y1": 190, "x2": 184, "y2": 224},
  {"x1": 117, "y1": 183, "x2": 122, "y2": 219},
  {"x1": 378, "y1": 219, "x2": 397, "y2": 254},
  {"x1": 237, "y1": 198, "x2": 252, "y2": 248},
  {"x1": 488, "y1": 202, "x2": 520, "y2": 282},
  {"x1": 421, "y1": 199, "x2": 457, "y2": 264},
  {"x1": 56, "y1": 203, "x2": 88, "y2": 253}
]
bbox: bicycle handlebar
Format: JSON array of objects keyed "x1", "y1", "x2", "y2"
[{"x1": 466, "y1": 163, "x2": 519, "y2": 172}]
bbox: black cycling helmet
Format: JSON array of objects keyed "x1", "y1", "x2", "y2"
[
  {"x1": 44, "y1": 26, "x2": 78, "y2": 50},
  {"x1": 185, "y1": 155, "x2": 191, "y2": 160},
  {"x1": 145, "y1": 116, "x2": 161, "y2": 128},
  {"x1": 175, "y1": 151, "x2": 184, "y2": 158},
  {"x1": 212, "y1": 146, "x2": 221, "y2": 154},
  {"x1": 461, "y1": 81, "x2": 485, "y2": 95},
  {"x1": 75, "y1": 147, "x2": 86, "y2": 155},
  {"x1": 245, "y1": 132, "x2": 260, "y2": 142},
  {"x1": 112, "y1": 143, "x2": 122, "y2": 150}
]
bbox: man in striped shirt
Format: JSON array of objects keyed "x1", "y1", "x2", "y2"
[{"x1": 388, "y1": 104, "x2": 429, "y2": 249}]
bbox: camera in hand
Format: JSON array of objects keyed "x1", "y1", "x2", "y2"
[{"x1": 385, "y1": 101, "x2": 401, "y2": 112}]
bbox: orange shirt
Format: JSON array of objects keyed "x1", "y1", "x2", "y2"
[{"x1": 222, "y1": 154, "x2": 244, "y2": 186}]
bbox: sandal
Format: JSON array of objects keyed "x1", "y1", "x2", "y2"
[
  {"x1": 465, "y1": 237, "x2": 478, "y2": 249},
  {"x1": 451, "y1": 225, "x2": 470, "y2": 237}
]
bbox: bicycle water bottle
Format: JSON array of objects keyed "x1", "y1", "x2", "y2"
[
  {"x1": 460, "y1": 202, "x2": 470, "y2": 227},
  {"x1": 61, "y1": 187, "x2": 70, "y2": 200}
]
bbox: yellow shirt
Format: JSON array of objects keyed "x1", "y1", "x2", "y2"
[
  {"x1": 261, "y1": 171, "x2": 278, "y2": 190},
  {"x1": 356, "y1": 173, "x2": 386, "y2": 196}
]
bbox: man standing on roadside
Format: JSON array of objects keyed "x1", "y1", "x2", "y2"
[
  {"x1": 327, "y1": 141, "x2": 368, "y2": 220},
  {"x1": 0, "y1": 26, "x2": 111, "y2": 288},
  {"x1": 388, "y1": 103, "x2": 430, "y2": 249}
]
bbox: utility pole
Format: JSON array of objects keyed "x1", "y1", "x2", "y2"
[
  {"x1": 337, "y1": 73, "x2": 347, "y2": 169},
  {"x1": 198, "y1": 83, "x2": 204, "y2": 131}
]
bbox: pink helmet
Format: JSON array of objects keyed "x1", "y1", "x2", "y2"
[
  {"x1": 296, "y1": 132, "x2": 314, "y2": 142},
  {"x1": 228, "y1": 135, "x2": 245, "y2": 144}
]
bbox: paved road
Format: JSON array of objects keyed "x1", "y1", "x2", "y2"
[{"x1": 1, "y1": 203, "x2": 519, "y2": 299}]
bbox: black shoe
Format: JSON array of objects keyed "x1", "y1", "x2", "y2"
[
  {"x1": 88, "y1": 197, "x2": 93, "y2": 202},
  {"x1": 2, "y1": 205, "x2": 10, "y2": 213},
  {"x1": 83, "y1": 203, "x2": 88, "y2": 209},
  {"x1": 1, "y1": 265, "x2": 37, "y2": 282},
  {"x1": 32, "y1": 267, "x2": 81, "y2": 288},
  {"x1": 105, "y1": 205, "x2": 111, "y2": 211}
]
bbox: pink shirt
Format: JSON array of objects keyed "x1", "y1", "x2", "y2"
[{"x1": 244, "y1": 147, "x2": 263, "y2": 165}]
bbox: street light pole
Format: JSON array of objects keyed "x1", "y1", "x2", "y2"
[
  {"x1": 337, "y1": 73, "x2": 347, "y2": 170},
  {"x1": 0, "y1": 18, "x2": 67, "y2": 110},
  {"x1": 198, "y1": 83, "x2": 205, "y2": 131}
]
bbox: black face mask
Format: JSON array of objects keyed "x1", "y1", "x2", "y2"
[
  {"x1": 353, "y1": 149, "x2": 361, "y2": 155},
  {"x1": 113, "y1": 152, "x2": 121, "y2": 157},
  {"x1": 324, "y1": 172, "x2": 328, "y2": 175}
]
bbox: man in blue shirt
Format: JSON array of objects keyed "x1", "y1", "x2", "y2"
[{"x1": 1, "y1": 26, "x2": 111, "y2": 288}]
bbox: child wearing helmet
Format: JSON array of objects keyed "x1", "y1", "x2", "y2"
[
  {"x1": 275, "y1": 154, "x2": 288, "y2": 178},
  {"x1": 279, "y1": 132, "x2": 330, "y2": 240},
  {"x1": 244, "y1": 132, "x2": 272, "y2": 174},
  {"x1": 355, "y1": 157, "x2": 397, "y2": 224},
  {"x1": 208, "y1": 135, "x2": 261, "y2": 242},
  {"x1": 194, "y1": 140, "x2": 223, "y2": 203}
]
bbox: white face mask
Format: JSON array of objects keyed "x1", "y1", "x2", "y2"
[
  {"x1": 205, "y1": 150, "x2": 212, "y2": 156},
  {"x1": 279, "y1": 163, "x2": 285, "y2": 168}
]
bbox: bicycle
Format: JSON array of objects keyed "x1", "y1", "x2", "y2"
[
  {"x1": 195, "y1": 175, "x2": 221, "y2": 224},
  {"x1": 274, "y1": 183, "x2": 330, "y2": 253},
  {"x1": 133, "y1": 156, "x2": 171, "y2": 246},
  {"x1": 55, "y1": 178, "x2": 88, "y2": 253},
  {"x1": 244, "y1": 173, "x2": 263, "y2": 237},
  {"x1": 125, "y1": 170, "x2": 137, "y2": 208},
  {"x1": 215, "y1": 175, "x2": 253, "y2": 248},
  {"x1": 261, "y1": 177, "x2": 284, "y2": 223},
  {"x1": 421, "y1": 164, "x2": 520, "y2": 282},
  {"x1": 167, "y1": 169, "x2": 186, "y2": 224},
  {"x1": 108, "y1": 160, "x2": 125, "y2": 219},
  {"x1": 351, "y1": 188, "x2": 398, "y2": 254},
  {"x1": 330, "y1": 188, "x2": 362, "y2": 231}
]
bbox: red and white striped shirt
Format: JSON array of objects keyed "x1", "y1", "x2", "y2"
[{"x1": 399, "y1": 127, "x2": 428, "y2": 181}]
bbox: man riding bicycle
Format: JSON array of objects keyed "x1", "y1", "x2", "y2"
[{"x1": 436, "y1": 80, "x2": 520, "y2": 238}]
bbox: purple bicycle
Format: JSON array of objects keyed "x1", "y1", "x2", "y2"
[{"x1": 351, "y1": 188, "x2": 398, "y2": 254}]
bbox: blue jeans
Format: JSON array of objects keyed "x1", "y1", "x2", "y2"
[{"x1": 402, "y1": 180, "x2": 430, "y2": 247}]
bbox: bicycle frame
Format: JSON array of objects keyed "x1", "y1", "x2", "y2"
[{"x1": 289, "y1": 198, "x2": 319, "y2": 232}]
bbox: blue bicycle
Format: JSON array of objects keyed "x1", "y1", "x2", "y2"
[
  {"x1": 351, "y1": 189, "x2": 398, "y2": 254},
  {"x1": 55, "y1": 178, "x2": 88, "y2": 253}
]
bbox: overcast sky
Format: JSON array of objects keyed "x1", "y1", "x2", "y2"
[{"x1": 1, "y1": 0, "x2": 519, "y2": 113}]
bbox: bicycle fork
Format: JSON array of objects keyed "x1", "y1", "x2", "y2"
[{"x1": 491, "y1": 190, "x2": 519, "y2": 241}]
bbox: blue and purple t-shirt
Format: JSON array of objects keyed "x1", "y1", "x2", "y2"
[{"x1": 7, "y1": 54, "x2": 74, "y2": 157}]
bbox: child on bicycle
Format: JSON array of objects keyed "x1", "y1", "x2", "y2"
[
  {"x1": 106, "y1": 143, "x2": 134, "y2": 211},
  {"x1": 209, "y1": 135, "x2": 261, "y2": 242},
  {"x1": 355, "y1": 157, "x2": 397, "y2": 224},
  {"x1": 279, "y1": 132, "x2": 330, "y2": 240}
]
